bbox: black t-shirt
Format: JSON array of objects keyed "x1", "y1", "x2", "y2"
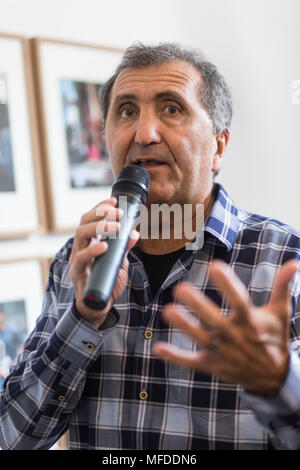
[{"x1": 140, "y1": 246, "x2": 186, "y2": 297}]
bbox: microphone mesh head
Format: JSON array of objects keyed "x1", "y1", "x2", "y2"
[
  {"x1": 117, "y1": 164, "x2": 150, "y2": 192},
  {"x1": 112, "y1": 164, "x2": 150, "y2": 203}
]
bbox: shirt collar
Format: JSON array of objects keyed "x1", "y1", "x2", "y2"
[
  {"x1": 129, "y1": 182, "x2": 240, "y2": 265},
  {"x1": 204, "y1": 183, "x2": 240, "y2": 251}
]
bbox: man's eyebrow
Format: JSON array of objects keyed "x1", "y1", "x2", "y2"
[
  {"x1": 154, "y1": 91, "x2": 185, "y2": 102},
  {"x1": 113, "y1": 94, "x2": 137, "y2": 105}
]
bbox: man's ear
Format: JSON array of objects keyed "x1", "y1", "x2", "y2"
[{"x1": 212, "y1": 129, "x2": 230, "y2": 173}]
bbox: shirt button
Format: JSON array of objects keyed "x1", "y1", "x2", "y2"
[
  {"x1": 58, "y1": 395, "x2": 65, "y2": 402},
  {"x1": 144, "y1": 330, "x2": 153, "y2": 340},
  {"x1": 139, "y1": 390, "x2": 148, "y2": 400},
  {"x1": 86, "y1": 342, "x2": 95, "y2": 351}
]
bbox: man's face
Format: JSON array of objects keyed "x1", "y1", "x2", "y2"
[{"x1": 105, "y1": 61, "x2": 226, "y2": 206}]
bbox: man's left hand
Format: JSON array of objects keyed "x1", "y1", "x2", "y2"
[{"x1": 153, "y1": 259, "x2": 299, "y2": 396}]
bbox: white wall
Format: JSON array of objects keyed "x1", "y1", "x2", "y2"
[{"x1": 0, "y1": 0, "x2": 299, "y2": 261}]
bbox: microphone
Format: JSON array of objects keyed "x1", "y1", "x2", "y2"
[{"x1": 83, "y1": 164, "x2": 150, "y2": 311}]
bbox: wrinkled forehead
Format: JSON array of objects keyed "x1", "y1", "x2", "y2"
[{"x1": 109, "y1": 61, "x2": 204, "y2": 103}]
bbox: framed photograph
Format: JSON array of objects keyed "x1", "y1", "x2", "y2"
[
  {"x1": 0, "y1": 256, "x2": 69, "y2": 449},
  {"x1": 0, "y1": 258, "x2": 45, "y2": 387},
  {"x1": 0, "y1": 33, "x2": 46, "y2": 238},
  {"x1": 31, "y1": 38, "x2": 124, "y2": 232}
]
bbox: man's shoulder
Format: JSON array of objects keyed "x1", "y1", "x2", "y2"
[
  {"x1": 53, "y1": 236, "x2": 74, "y2": 263},
  {"x1": 237, "y1": 208, "x2": 300, "y2": 249},
  {"x1": 49, "y1": 236, "x2": 74, "y2": 278},
  {"x1": 212, "y1": 185, "x2": 300, "y2": 253}
]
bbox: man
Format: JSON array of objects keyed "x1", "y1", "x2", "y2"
[{"x1": 0, "y1": 43, "x2": 300, "y2": 450}]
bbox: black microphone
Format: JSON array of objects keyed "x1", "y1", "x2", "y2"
[{"x1": 83, "y1": 164, "x2": 150, "y2": 311}]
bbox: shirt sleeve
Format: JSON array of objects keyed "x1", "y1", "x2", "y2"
[
  {"x1": 0, "y1": 240, "x2": 118, "y2": 450},
  {"x1": 243, "y1": 342, "x2": 300, "y2": 449}
]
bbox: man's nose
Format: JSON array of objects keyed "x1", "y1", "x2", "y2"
[{"x1": 134, "y1": 111, "x2": 162, "y2": 146}]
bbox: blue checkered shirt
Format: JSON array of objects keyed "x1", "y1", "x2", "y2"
[{"x1": 1, "y1": 184, "x2": 300, "y2": 450}]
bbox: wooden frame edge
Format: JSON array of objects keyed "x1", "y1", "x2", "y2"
[
  {"x1": 29, "y1": 35, "x2": 124, "y2": 53},
  {"x1": 29, "y1": 37, "x2": 56, "y2": 231},
  {"x1": 29, "y1": 36, "x2": 124, "y2": 233},
  {"x1": 0, "y1": 32, "x2": 48, "y2": 238},
  {"x1": 23, "y1": 38, "x2": 48, "y2": 234}
]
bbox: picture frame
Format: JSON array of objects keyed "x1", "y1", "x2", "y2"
[
  {"x1": 0, "y1": 257, "x2": 45, "y2": 342},
  {"x1": 0, "y1": 258, "x2": 45, "y2": 387},
  {"x1": 0, "y1": 33, "x2": 47, "y2": 238},
  {"x1": 30, "y1": 37, "x2": 124, "y2": 232},
  {"x1": 0, "y1": 256, "x2": 69, "y2": 449}
]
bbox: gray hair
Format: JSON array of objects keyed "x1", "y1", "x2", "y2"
[{"x1": 100, "y1": 42, "x2": 233, "y2": 135}]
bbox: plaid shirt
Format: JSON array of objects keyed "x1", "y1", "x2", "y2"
[{"x1": 1, "y1": 183, "x2": 300, "y2": 450}]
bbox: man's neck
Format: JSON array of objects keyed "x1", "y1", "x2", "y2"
[{"x1": 137, "y1": 188, "x2": 215, "y2": 255}]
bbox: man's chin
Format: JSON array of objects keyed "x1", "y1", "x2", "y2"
[{"x1": 145, "y1": 192, "x2": 173, "y2": 207}]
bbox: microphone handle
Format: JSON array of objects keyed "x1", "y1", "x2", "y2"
[{"x1": 83, "y1": 199, "x2": 140, "y2": 311}]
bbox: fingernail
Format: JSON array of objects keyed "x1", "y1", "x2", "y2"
[
  {"x1": 132, "y1": 230, "x2": 140, "y2": 240},
  {"x1": 89, "y1": 237, "x2": 98, "y2": 247}
]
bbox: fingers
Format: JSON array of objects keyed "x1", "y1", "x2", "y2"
[
  {"x1": 89, "y1": 196, "x2": 118, "y2": 213},
  {"x1": 162, "y1": 303, "x2": 213, "y2": 347},
  {"x1": 70, "y1": 197, "x2": 122, "y2": 279},
  {"x1": 268, "y1": 259, "x2": 299, "y2": 334},
  {"x1": 269, "y1": 259, "x2": 299, "y2": 307},
  {"x1": 170, "y1": 260, "x2": 251, "y2": 335},
  {"x1": 208, "y1": 261, "x2": 251, "y2": 323},
  {"x1": 95, "y1": 201, "x2": 124, "y2": 223},
  {"x1": 117, "y1": 230, "x2": 140, "y2": 274},
  {"x1": 75, "y1": 199, "x2": 124, "y2": 252},
  {"x1": 125, "y1": 229, "x2": 140, "y2": 253},
  {"x1": 153, "y1": 342, "x2": 207, "y2": 371},
  {"x1": 153, "y1": 260, "x2": 299, "y2": 385},
  {"x1": 75, "y1": 220, "x2": 121, "y2": 252},
  {"x1": 81, "y1": 197, "x2": 122, "y2": 225},
  {"x1": 173, "y1": 282, "x2": 227, "y2": 332},
  {"x1": 70, "y1": 240, "x2": 108, "y2": 278},
  {"x1": 71, "y1": 226, "x2": 139, "y2": 285}
]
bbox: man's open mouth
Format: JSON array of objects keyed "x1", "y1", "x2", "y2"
[{"x1": 134, "y1": 159, "x2": 166, "y2": 168}]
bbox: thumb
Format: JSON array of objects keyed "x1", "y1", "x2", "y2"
[
  {"x1": 118, "y1": 230, "x2": 140, "y2": 275},
  {"x1": 125, "y1": 230, "x2": 140, "y2": 254},
  {"x1": 268, "y1": 259, "x2": 299, "y2": 312}
]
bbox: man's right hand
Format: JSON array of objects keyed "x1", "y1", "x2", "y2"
[{"x1": 69, "y1": 197, "x2": 140, "y2": 329}]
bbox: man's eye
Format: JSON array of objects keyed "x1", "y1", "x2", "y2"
[
  {"x1": 164, "y1": 105, "x2": 180, "y2": 115},
  {"x1": 119, "y1": 106, "x2": 136, "y2": 118}
]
